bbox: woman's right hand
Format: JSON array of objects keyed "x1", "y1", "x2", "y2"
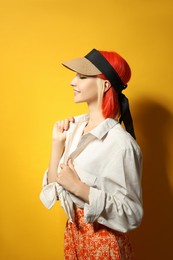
[
  {"x1": 48, "y1": 116, "x2": 75, "y2": 184},
  {"x1": 52, "y1": 116, "x2": 75, "y2": 143}
]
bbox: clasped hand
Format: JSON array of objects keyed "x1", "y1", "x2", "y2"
[
  {"x1": 52, "y1": 116, "x2": 75, "y2": 143},
  {"x1": 56, "y1": 159, "x2": 80, "y2": 195}
]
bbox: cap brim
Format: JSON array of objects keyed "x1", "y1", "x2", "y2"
[{"x1": 62, "y1": 57, "x2": 102, "y2": 76}]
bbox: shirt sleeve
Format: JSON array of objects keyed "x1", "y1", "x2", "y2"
[
  {"x1": 39, "y1": 169, "x2": 75, "y2": 222},
  {"x1": 39, "y1": 169, "x2": 59, "y2": 209},
  {"x1": 83, "y1": 146, "x2": 143, "y2": 233}
]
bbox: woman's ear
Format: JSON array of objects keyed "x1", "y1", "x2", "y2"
[{"x1": 104, "y1": 80, "x2": 111, "y2": 93}]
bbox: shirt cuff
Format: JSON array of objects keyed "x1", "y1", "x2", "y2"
[
  {"x1": 84, "y1": 187, "x2": 105, "y2": 223},
  {"x1": 40, "y1": 169, "x2": 60, "y2": 209},
  {"x1": 40, "y1": 182, "x2": 59, "y2": 209}
]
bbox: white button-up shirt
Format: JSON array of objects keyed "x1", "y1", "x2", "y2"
[{"x1": 40, "y1": 114, "x2": 143, "y2": 233}]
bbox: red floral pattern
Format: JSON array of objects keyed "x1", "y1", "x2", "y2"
[{"x1": 64, "y1": 207, "x2": 135, "y2": 260}]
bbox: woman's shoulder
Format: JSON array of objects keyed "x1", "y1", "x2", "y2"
[{"x1": 109, "y1": 123, "x2": 141, "y2": 154}]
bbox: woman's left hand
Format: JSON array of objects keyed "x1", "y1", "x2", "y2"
[{"x1": 56, "y1": 159, "x2": 81, "y2": 195}]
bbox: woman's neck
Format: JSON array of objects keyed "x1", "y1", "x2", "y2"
[
  {"x1": 88, "y1": 111, "x2": 105, "y2": 126},
  {"x1": 83, "y1": 106, "x2": 105, "y2": 135}
]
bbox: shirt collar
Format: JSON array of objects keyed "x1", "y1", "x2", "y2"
[
  {"x1": 74, "y1": 114, "x2": 119, "y2": 140},
  {"x1": 90, "y1": 118, "x2": 119, "y2": 140},
  {"x1": 74, "y1": 114, "x2": 89, "y2": 123}
]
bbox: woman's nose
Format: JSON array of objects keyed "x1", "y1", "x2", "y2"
[{"x1": 70, "y1": 76, "x2": 77, "y2": 87}]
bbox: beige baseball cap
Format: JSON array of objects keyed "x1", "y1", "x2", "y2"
[{"x1": 62, "y1": 56, "x2": 102, "y2": 76}]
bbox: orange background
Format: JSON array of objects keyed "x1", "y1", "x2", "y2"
[{"x1": 1, "y1": 0, "x2": 173, "y2": 259}]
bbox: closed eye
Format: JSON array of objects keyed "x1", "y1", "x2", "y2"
[
  {"x1": 77, "y1": 74, "x2": 97, "y2": 79},
  {"x1": 78, "y1": 74, "x2": 88, "y2": 79}
]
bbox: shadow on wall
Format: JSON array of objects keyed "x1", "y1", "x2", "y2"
[{"x1": 130, "y1": 98, "x2": 173, "y2": 260}]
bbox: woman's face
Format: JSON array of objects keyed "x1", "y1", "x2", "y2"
[{"x1": 70, "y1": 74, "x2": 99, "y2": 106}]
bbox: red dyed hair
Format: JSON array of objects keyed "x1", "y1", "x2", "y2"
[{"x1": 97, "y1": 51, "x2": 131, "y2": 119}]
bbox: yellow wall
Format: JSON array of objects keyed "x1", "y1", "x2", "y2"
[{"x1": 1, "y1": 0, "x2": 173, "y2": 259}]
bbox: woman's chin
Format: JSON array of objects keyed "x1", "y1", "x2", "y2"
[{"x1": 74, "y1": 98, "x2": 84, "y2": 103}]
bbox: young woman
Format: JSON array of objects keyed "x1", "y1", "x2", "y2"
[{"x1": 40, "y1": 49, "x2": 143, "y2": 259}]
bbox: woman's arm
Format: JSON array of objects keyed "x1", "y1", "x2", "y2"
[
  {"x1": 47, "y1": 140, "x2": 65, "y2": 183},
  {"x1": 82, "y1": 147, "x2": 143, "y2": 233},
  {"x1": 47, "y1": 117, "x2": 75, "y2": 183}
]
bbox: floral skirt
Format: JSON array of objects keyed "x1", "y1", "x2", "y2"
[{"x1": 64, "y1": 207, "x2": 135, "y2": 260}]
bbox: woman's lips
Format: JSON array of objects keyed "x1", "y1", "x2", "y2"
[{"x1": 74, "y1": 89, "x2": 80, "y2": 93}]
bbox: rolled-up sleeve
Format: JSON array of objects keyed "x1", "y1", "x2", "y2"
[
  {"x1": 40, "y1": 170, "x2": 75, "y2": 222},
  {"x1": 40, "y1": 169, "x2": 59, "y2": 209},
  {"x1": 84, "y1": 146, "x2": 143, "y2": 233}
]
